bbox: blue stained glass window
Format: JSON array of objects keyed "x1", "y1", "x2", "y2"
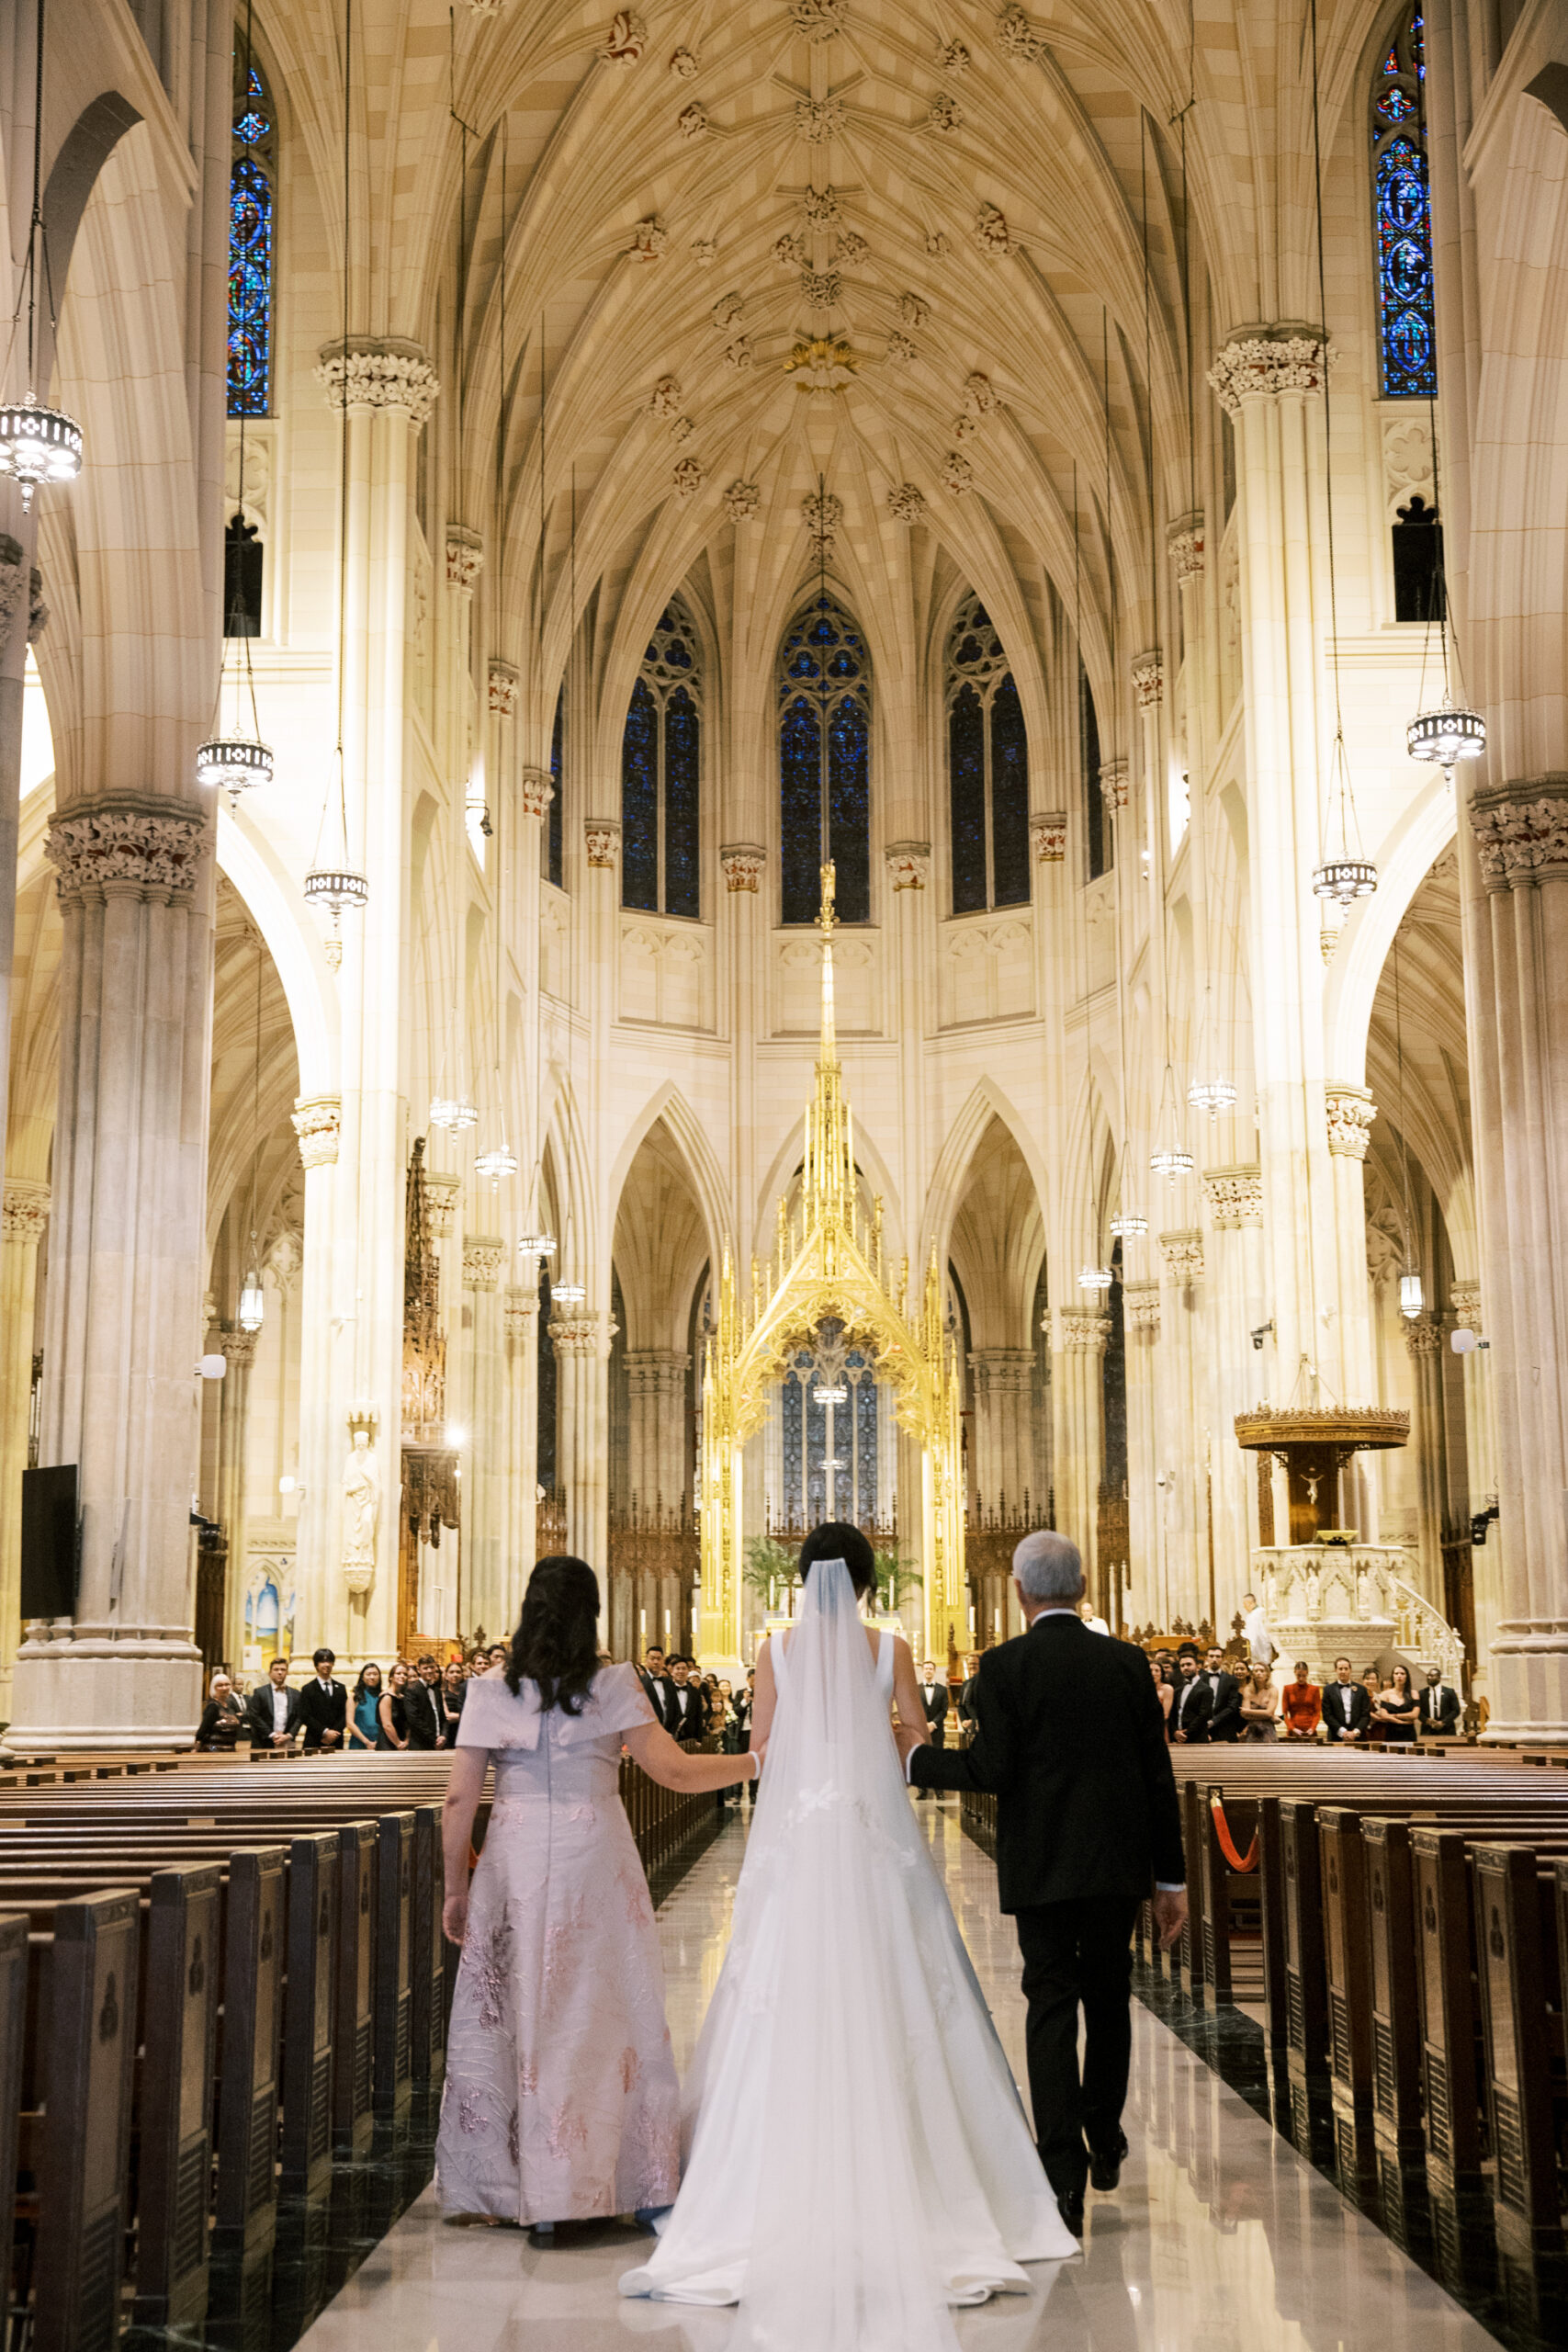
[
  {"x1": 853, "y1": 1370, "x2": 878, "y2": 1521},
  {"x1": 777, "y1": 595, "x2": 872, "y2": 924},
  {"x1": 619, "y1": 602, "x2": 702, "y2": 916},
  {"x1": 946, "y1": 594, "x2": 1032, "y2": 910},
  {"x1": 1372, "y1": 10, "x2": 1437, "y2": 399},
  {"x1": 547, "y1": 688, "x2": 564, "y2": 888},
  {"x1": 1081, "y1": 663, "x2": 1108, "y2": 880},
  {"x1": 228, "y1": 59, "x2": 275, "y2": 418}
]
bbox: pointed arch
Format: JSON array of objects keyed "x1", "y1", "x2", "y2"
[
  {"x1": 604, "y1": 1081, "x2": 733, "y2": 1281},
  {"x1": 776, "y1": 593, "x2": 872, "y2": 926}
]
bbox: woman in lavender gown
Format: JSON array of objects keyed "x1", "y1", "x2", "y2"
[{"x1": 435, "y1": 1555, "x2": 760, "y2": 2232}]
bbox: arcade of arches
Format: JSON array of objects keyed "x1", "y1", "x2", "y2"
[{"x1": 4, "y1": 0, "x2": 1568, "y2": 1750}]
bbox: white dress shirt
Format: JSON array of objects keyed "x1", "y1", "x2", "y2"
[{"x1": 272, "y1": 1684, "x2": 290, "y2": 1733}]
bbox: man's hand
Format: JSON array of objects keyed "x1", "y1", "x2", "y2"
[
  {"x1": 322, "y1": 1726, "x2": 341, "y2": 1747},
  {"x1": 894, "y1": 1721, "x2": 928, "y2": 1768},
  {"x1": 1153, "y1": 1888, "x2": 1188, "y2": 1950}
]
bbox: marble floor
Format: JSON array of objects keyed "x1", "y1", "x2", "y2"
[{"x1": 295, "y1": 1801, "x2": 1506, "y2": 2352}]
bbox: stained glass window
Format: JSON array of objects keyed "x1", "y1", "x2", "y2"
[
  {"x1": 1081, "y1": 663, "x2": 1108, "y2": 880},
  {"x1": 228, "y1": 53, "x2": 275, "y2": 418},
  {"x1": 777, "y1": 596, "x2": 871, "y2": 923},
  {"x1": 779, "y1": 1331, "x2": 880, "y2": 1523},
  {"x1": 946, "y1": 593, "x2": 1031, "y2": 913},
  {"x1": 547, "y1": 688, "x2": 564, "y2": 888},
  {"x1": 620, "y1": 603, "x2": 703, "y2": 917},
  {"x1": 1372, "y1": 9, "x2": 1437, "y2": 399}
]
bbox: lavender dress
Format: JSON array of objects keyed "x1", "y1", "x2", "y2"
[{"x1": 434, "y1": 1664, "x2": 681, "y2": 2224}]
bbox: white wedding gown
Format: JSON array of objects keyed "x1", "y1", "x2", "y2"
[{"x1": 618, "y1": 1558, "x2": 1077, "y2": 2349}]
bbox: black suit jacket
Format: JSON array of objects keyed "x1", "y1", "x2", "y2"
[
  {"x1": 1417, "y1": 1682, "x2": 1461, "y2": 1735},
  {"x1": 908, "y1": 1613, "x2": 1184, "y2": 1911},
  {"x1": 1171, "y1": 1673, "x2": 1213, "y2": 1741},
  {"x1": 920, "y1": 1682, "x2": 950, "y2": 1729},
  {"x1": 667, "y1": 1682, "x2": 705, "y2": 1747},
  {"x1": 246, "y1": 1682, "x2": 303, "y2": 1746},
  {"x1": 1201, "y1": 1669, "x2": 1243, "y2": 1742},
  {"x1": 637, "y1": 1670, "x2": 679, "y2": 1732},
  {"x1": 298, "y1": 1678, "x2": 348, "y2": 1749},
  {"x1": 402, "y1": 1679, "x2": 441, "y2": 1750},
  {"x1": 1322, "y1": 1681, "x2": 1371, "y2": 1741}
]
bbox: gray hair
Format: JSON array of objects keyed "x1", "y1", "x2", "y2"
[{"x1": 1012, "y1": 1530, "x2": 1085, "y2": 1602}]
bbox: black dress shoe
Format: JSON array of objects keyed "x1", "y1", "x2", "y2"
[
  {"x1": 1089, "y1": 2131, "x2": 1129, "y2": 2192},
  {"x1": 1056, "y1": 2189, "x2": 1085, "y2": 2238}
]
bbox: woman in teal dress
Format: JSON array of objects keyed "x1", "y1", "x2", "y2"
[{"x1": 350, "y1": 1661, "x2": 384, "y2": 1749}]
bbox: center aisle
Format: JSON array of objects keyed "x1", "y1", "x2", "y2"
[{"x1": 297, "y1": 1803, "x2": 1503, "y2": 2352}]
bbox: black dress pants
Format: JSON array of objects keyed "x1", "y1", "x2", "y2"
[{"x1": 1012, "y1": 1895, "x2": 1139, "y2": 2197}]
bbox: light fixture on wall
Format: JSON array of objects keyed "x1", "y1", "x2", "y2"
[
  {"x1": 1404, "y1": 394, "x2": 1484, "y2": 783},
  {"x1": 304, "y1": 0, "x2": 367, "y2": 934},
  {"x1": 1149, "y1": 1063, "x2": 1194, "y2": 1181},
  {"x1": 0, "y1": 0, "x2": 83, "y2": 512},
  {"x1": 1398, "y1": 1271, "x2": 1425, "y2": 1320}
]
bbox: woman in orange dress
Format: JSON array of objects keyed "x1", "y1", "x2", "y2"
[{"x1": 1280, "y1": 1661, "x2": 1322, "y2": 1740}]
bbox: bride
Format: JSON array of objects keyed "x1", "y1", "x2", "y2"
[{"x1": 619, "y1": 1522, "x2": 1077, "y2": 2348}]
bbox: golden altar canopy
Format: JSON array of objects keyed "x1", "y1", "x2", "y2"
[{"x1": 698, "y1": 868, "x2": 965, "y2": 1666}]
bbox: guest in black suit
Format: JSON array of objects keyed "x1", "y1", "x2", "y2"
[
  {"x1": 1417, "y1": 1665, "x2": 1462, "y2": 1736},
  {"x1": 900, "y1": 1530, "x2": 1185, "y2": 2235},
  {"x1": 913, "y1": 1660, "x2": 950, "y2": 1797},
  {"x1": 1170, "y1": 1652, "x2": 1213, "y2": 1743},
  {"x1": 637, "y1": 1645, "x2": 679, "y2": 1732},
  {"x1": 1322, "y1": 1657, "x2": 1371, "y2": 1742},
  {"x1": 403, "y1": 1656, "x2": 443, "y2": 1749},
  {"x1": 1199, "y1": 1645, "x2": 1243, "y2": 1742},
  {"x1": 246, "y1": 1653, "x2": 302, "y2": 1749},
  {"x1": 298, "y1": 1647, "x2": 348, "y2": 1751},
  {"x1": 665, "y1": 1657, "x2": 705, "y2": 1747},
  {"x1": 438, "y1": 1659, "x2": 467, "y2": 1745},
  {"x1": 957, "y1": 1654, "x2": 982, "y2": 1728}
]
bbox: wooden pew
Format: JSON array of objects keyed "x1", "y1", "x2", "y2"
[{"x1": 135, "y1": 1863, "x2": 223, "y2": 2327}]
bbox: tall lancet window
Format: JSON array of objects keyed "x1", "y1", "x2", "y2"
[
  {"x1": 621, "y1": 603, "x2": 701, "y2": 918},
  {"x1": 1371, "y1": 8, "x2": 1437, "y2": 399},
  {"x1": 547, "y1": 685, "x2": 564, "y2": 888},
  {"x1": 778, "y1": 595, "x2": 872, "y2": 925},
  {"x1": 228, "y1": 46, "x2": 276, "y2": 418},
  {"x1": 947, "y1": 593, "x2": 1030, "y2": 914}
]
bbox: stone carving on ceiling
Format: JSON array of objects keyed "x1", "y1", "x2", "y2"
[
  {"x1": 942, "y1": 450, "x2": 975, "y2": 495},
  {"x1": 792, "y1": 0, "x2": 847, "y2": 37},
  {"x1": 888, "y1": 481, "x2": 925, "y2": 522},
  {"x1": 964, "y1": 371, "x2": 998, "y2": 415},
  {"x1": 928, "y1": 95, "x2": 964, "y2": 134},
  {"x1": 649, "y1": 374, "x2": 683, "y2": 418},
  {"x1": 997, "y1": 6, "x2": 1042, "y2": 60},
  {"x1": 796, "y1": 96, "x2": 845, "y2": 142},
  {"x1": 975, "y1": 202, "x2": 1011, "y2": 256},
  {"x1": 723, "y1": 336, "x2": 753, "y2": 369},
  {"x1": 712, "y1": 290, "x2": 744, "y2": 329},
  {"x1": 803, "y1": 187, "x2": 842, "y2": 227},
  {"x1": 690, "y1": 236, "x2": 717, "y2": 264},
  {"x1": 925, "y1": 229, "x2": 951, "y2": 255},
  {"x1": 678, "y1": 101, "x2": 709, "y2": 139},
  {"x1": 671, "y1": 47, "x2": 700, "y2": 78},
  {"x1": 725, "y1": 480, "x2": 761, "y2": 522},
  {"x1": 899, "y1": 291, "x2": 929, "y2": 327},
  {"x1": 937, "y1": 39, "x2": 970, "y2": 72},
  {"x1": 836, "y1": 229, "x2": 869, "y2": 264},
  {"x1": 601, "y1": 11, "x2": 647, "y2": 65},
  {"x1": 802, "y1": 268, "x2": 842, "y2": 307},
  {"x1": 774, "y1": 230, "x2": 806, "y2": 268},
  {"x1": 886, "y1": 330, "x2": 915, "y2": 365},
  {"x1": 953, "y1": 413, "x2": 977, "y2": 442},
  {"x1": 804, "y1": 491, "x2": 843, "y2": 553},
  {"x1": 671, "y1": 414, "x2": 695, "y2": 441},
  {"x1": 628, "y1": 214, "x2": 669, "y2": 261},
  {"x1": 672, "y1": 455, "x2": 705, "y2": 500}
]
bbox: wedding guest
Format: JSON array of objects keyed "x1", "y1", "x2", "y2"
[
  {"x1": 196, "y1": 1671, "x2": 245, "y2": 1751},
  {"x1": 349, "y1": 1663, "x2": 384, "y2": 1749},
  {"x1": 1171, "y1": 1652, "x2": 1213, "y2": 1743},
  {"x1": 1240, "y1": 1589, "x2": 1277, "y2": 1668},
  {"x1": 378, "y1": 1658, "x2": 412, "y2": 1750},
  {"x1": 246, "y1": 1653, "x2": 302, "y2": 1750},
  {"x1": 1372, "y1": 1662, "x2": 1418, "y2": 1743},
  {"x1": 958, "y1": 1654, "x2": 983, "y2": 1727},
  {"x1": 486, "y1": 1642, "x2": 509, "y2": 1669},
  {"x1": 637, "y1": 1645, "x2": 676, "y2": 1728},
  {"x1": 1360, "y1": 1666, "x2": 1384, "y2": 1727},
  {"x1": 1150, "y1": 1655, "x2": 1175, "y2": 1739},
  {"x1": 1077, "y1": 1599, "x2": 1111, "y2": 1635},
  {"x1": 1322, "y1": 1657, "x2": 1371, "y2": 1742},
  {"x1": 1280, "y1": 1662, "x2": 1322, "y2": 1740},
  {"x1": 435, "y1": 1555, "x2": 761, "y2": 2232},
  {"x1": 1200, "y1": 1645, "x2": 1244, "y2": 1742},
  {"x1": 1417, "y1": 1663, "x2": 1462, "y2": 1736},
  {"x1": 1239, "y1": 1663, "x2": 1280, "y2": 1740},
  {"x1": 915, "y1": 1659, "x2": 949, "y2": 1796},
  {"x1": 402, "y1": 1656, "x2": 442, "y2": 1749},
  {"x1": 299, "y1": 1648, "x2": 348, "y2": 1751},
  {"x1": 439, "y1": 1658, "x2": 468, "y2": 1744},
  {"x1": 666, "y1": 1656, "x2": 705, "y2": 1747}
]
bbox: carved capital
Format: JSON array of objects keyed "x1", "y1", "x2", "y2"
[
  {"x1": 1101, "y1": 757, "x2": 1130, "y2": 812},
  {"x1": 445, "y1": 527, "x2": 484, "y2": 593},
  {"x1": 1202, "y1": 1164, "x2": 1263, "y2": 1228},
  {"x1": 967, "y1": 1347, "x2": 1035, "y2": 1396},
  {"x1": 2, "y1": 1179, "x2": 50, "y2": 1245},
  {"x1": 721, "y1": 842, "x2": 765, "y2": 892},
  {"x1": 1207, "y1": 330, "x2": 1332, "y2": 414},
  {"x1": 503, "y1": 1284, "x2": 539, "y2": 1340},
  {"x1": 1450, "y1": 1282, "x2": 1483, "y2": 1335},
  {"x1": 1159, "y1": 1228, "x2": 1204, "y2": 1283},
  {"x1": 1325, "y1": 1084, "x2": 1376, "y2": 1160},
  {"x1": 292, "y1": 1093, "x2": 342, "y2": 1170},
  {"x1": 549, "y1": 1312, "x2": 616, "y2": 1358},
  {"x1": 1123, "y1": 1280, "x2": 1161, "y2": 1335},
  {"x1": 0, "y1": 536, "x2": 25, "y2": 649},
  {"x1": 47, "y1": 797, "x2": 208, "y2": 902},
  {"x1": 584, "y1": 819, "x2": 621, "y2": 869},
  {"x1": 885, "y1": 840, "x2": 931, "y2": 891},
  {"x1": 519, "y1": 766, "x2": 555, "y2": 820},
  {"x1": 1403, "y1": 1315, "x2": 1443, "y2": 1359},
  {"x1": 1469, "y1": 778, "x2": 1568, "y2": 890},
  {"x1": 1168, "y1": 510, "x2": 1206, "y2": 580},
  {"x1": 462, "y1": 1236, "x2": 505, "y2": 1292},
  {"x1": 213, "y1": 1323, "x2": 261, "y2": 1372},
  {"x1": 314, "y1": 337, "x2": 438, "y2": 424},
  {"x1": 1030, "y1": 810, "x2": 1067, "y2": 863},
  {"x1": 488, "y1": 661, "x2": 519, "y2": 718},
  {"x1": 424, "y1": 1170, "x2": 461, "y2": 1238},
  {"x1": 1131, "y1": 650, "x2": 1164, "y2": 709},
  {"x1": 1055, "y1": 1310, "x2": 1111, "y2": 1352}
]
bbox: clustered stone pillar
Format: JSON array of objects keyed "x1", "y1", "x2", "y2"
[
  {"x1": 461, "y1": 1236, "x2": 506, "y2": 1640},
  {"x1": 552, "y1": 1308, "x2": 615, "y2": 1575},
  {"x1": 1120, "y1": 1283, "x2": 1160, "y2": 1622},
  {"x1": 209, "y1": 1322, "x2": 258, "y2": 1664},
  {"x1": 0, "y1": 1180, "x2": 48, "y2": 1715},
  {"x1": 1201, "y1": 1166, "x2": 1266, "y2": 1597},
  {"x1": 626, "y1": 1351, "x2": 690, "y2": 1511},
  {"x1": 965, "y1": 1350, "x2": 1036, "y2": 1516},
  {"x1": 10, "y1": 802, "x2": 213, "y2": 1748},
  {"x1": 289, "y1": 1092, "x2": 342, "y2": 1659},
  {"x1": 1156, "y1": 1230, "x2": 1207, "y2": 1627},
  {"x1": 502, "y1": 1283, "x2": 538, "y2": 1636},
  {"x1": 1050, "y1": 1308, "x2": 1110, "y2": 1592}
]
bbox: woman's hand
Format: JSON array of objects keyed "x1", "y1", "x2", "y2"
[{"x1": 443, "y1": 1892, "x2": 469, "y2": 1946}]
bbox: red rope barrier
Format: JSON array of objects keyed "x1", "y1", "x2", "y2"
[{"x1": 1209, "y1": 1792, "x2": 1258, "y2": 1873}]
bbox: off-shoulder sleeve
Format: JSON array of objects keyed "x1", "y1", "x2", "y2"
[
  {"x1": 584, "y1": 1661, "x2": 657, "y2": 1738},
  {"x1": 455, "y1": 1673, "x2": 525, "y2": 1751}
]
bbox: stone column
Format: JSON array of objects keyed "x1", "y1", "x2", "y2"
[
  {"x1": 1120, "y1": 1283, "x2": 1160, "y2": 1622},
  {"x1": 288, "y1": 1092, "x2": 341, "y2": 1662},
  {"x1": 965, "y1": 1349, "x2": 1036, "y2": 1517},
  {"x1": 1449, "y1": 1281, "x2": 1500, "y2": 1684},
  {"x1": 461, "y1": 1237, "x2": 506, "y2": 1640},
  {"x1": 552, "y1": 1309, "x2": 616, "y2": 1575},
  {"x1": 0, "y1": 518, "x2": 40, "y2": 1187},
  {"x1": 721, "y1": 845, "x2": 766, "y2": 1249},
  {"x1": 626, "y1": 1351, "x2": 690, "y2": 1511},
  {"x1": 502, "y1": 1283, "x2": 538, "y2": 1636},
  {"x1": 1325, "y1": 1085, "x2": 1381, "y2": 1536},
  {"x1": 0, "y1": 1179, "x2": 48, "y2": 1714},
  {"x1": 1156, "y1": 1231, "x2": 1207, "y2": 1628},
  {"x1": 1402, "y1": 1315, "x2": 1446, "y2": 1604},
  {"x1": 9, "y1": 802, "x2": 212, "y2": 1749},
  {"x1": 1050, "y1": 1309, "x2": 1110, "y2": 1583},
  {"x1": 209, "y1": 1323, "x2": 258, "y2": 1664},
  {"x1": 885, "y1": 843, "x2": 931, "y2": 1277},
  {"x1": 1201, "y1": 1166, "x2": 1266, "y2": 1598}
]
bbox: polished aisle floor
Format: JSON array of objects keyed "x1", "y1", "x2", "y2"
[{"x1": 297, "y1": 1802, "x2": 1504, "y2": 2352}]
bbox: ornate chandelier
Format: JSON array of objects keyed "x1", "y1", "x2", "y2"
[
  {"x1": 0, "y1": 395, "x2": 81, "y2": 510},
  {"x1": 1406, "y1": 693, "x2": 1484, "y2": 783},
  {"x1": 1077, "y1": 1264, "x2": 1113, "y2": 1293},
  {"x1": 475, "y1": 1142, "x2": 518, "y2": 1181},
  {"x1": 1109, "y1": 1209, "x2": 1147, "y2": 1238}
]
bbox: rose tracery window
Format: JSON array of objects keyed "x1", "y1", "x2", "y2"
[
  {"x1": 946, "y1": 593, "x2": 1030, "y2": 913},
  {"x1": 621, "y1": 604, "x2": 702, "y2": 918},
  {"x1": 778, "y1": 595, "x2": 872, "y2": 925}
]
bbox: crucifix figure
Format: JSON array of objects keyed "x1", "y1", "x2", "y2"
[{"x1": 818, "y1": 859, "x2": 837, "y2": 936}]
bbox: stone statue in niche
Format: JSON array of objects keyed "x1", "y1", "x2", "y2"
[{"x1": 343, "y1": 1425, "x2": 380, "y2": 1594}]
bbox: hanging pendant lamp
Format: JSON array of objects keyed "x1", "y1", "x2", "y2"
[
  {"x1": 1149, "y1": 1064, "x2": 1194, "y2": 1181},
  {"x1": 0, "y1": 4, "x2": 83, "y2": 508}
]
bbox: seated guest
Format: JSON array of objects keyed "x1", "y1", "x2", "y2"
[
  {"x1": 1322, "y1": 1657, "x2": 1371, "y2": 1743},
  {"x1": 247, "y1": 1653, "x2": 302, "y2": 1749},
  {"x1": 197, "y1": 1671, "x2": 245, "y2": 1751},
  {"x1": 438, "y1": 1657, "x2": 468, "y2": 1745},
  {"x1": 349, "y1": 1662, "x2": 384, "y2": 1749},
  {"x1": 1201, "y1": 1645, "x2": 1243, "y2": 1742},
  {"x1": 1417, "y1": 1663, "x2": 1462, "y2": 1737},
  {"x1": 1239, "y1": 1662, "x2": 1279, "y2": 1740},
  {"x1": 1371, "y1": 1662, "x2": 1418, "y2": 1742},
  {"x1": 1171, "y1": 1652, "x2": 1212, "y2": 1743},
  {"x1": 299, "y1": 1647, "x2": 348, "y2": 1751},
  {"x1": 378, "y1": 1658, "x2": 411, "y2": 1749},
  {"x1": 1280, "y1": 1662, "x2": 1322, "y2": 1740},
  {"x1": 1150, "y1": 1655, "x2": 1175, "y2": 1740},
  {"x1": 403, "y1": 1655, "x2": 443, "y2": 1749}
]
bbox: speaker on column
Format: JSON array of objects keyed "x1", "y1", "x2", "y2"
[{"x1": 20, "y1": 1464, "x2": 78, "y2": 1619}]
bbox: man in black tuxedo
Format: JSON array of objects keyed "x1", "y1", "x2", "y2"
[
  {"x1": 1199, "y1": 1645, "x2": 1243, "y2": 1742},
  {"x1": 665, "y1": 1656, "x2": 705, "y2": 1747},
  {"x1": 298, "y1": 1647, "x2": 348, "y2": 1751},
  {"x1": 1170, "y1": 1651, "x2": 1213, "y2": 1743},
  {"x1": 914, "y1": 1661, "x2": 949, "y2": 1795},
  {"x1": 402, "y1": 1656, "x2": 442, "y2": 1750},
  {"x1": 1417, "y1": 1664, "x2": 1462, "y2": 1736},
  {"x1": 899, "y1": 1531, "x2": 1185, "y2": 2237},
  {"x1": 246, "y1": 1653, "x2": 302, "y2": 1749},
  {"x1": 637, "y1": 1645, "x2": 679, "y2": 1732},
  {"x1": 1322, "y1": 1655, "x2": 1371, "y2": 1742},
  {"x1": 957, "y1": 1653, "x2": 982, "y2": 1728}
]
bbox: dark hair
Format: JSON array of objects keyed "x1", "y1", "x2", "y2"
[
  {"x1": 353, "y1": 1663, "x2": 382, "y2": 1698},
  {"x1": 1390, "y1": 1662, "x2": 1412, "y2": 1694},
  {"x1": 505, "y1": 1555, "x2": 601, "y2": 1714},
  {"x1": 312, "y1": 1647, "x2": 334, "y2": 1668},
  {"x1": 798, "y1": 1521, "x2": 875, "y2": 1597}
]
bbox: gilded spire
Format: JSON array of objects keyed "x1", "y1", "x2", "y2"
[{"x1": 802, "y1": 859, "x2": 854, "y2": 1234}]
